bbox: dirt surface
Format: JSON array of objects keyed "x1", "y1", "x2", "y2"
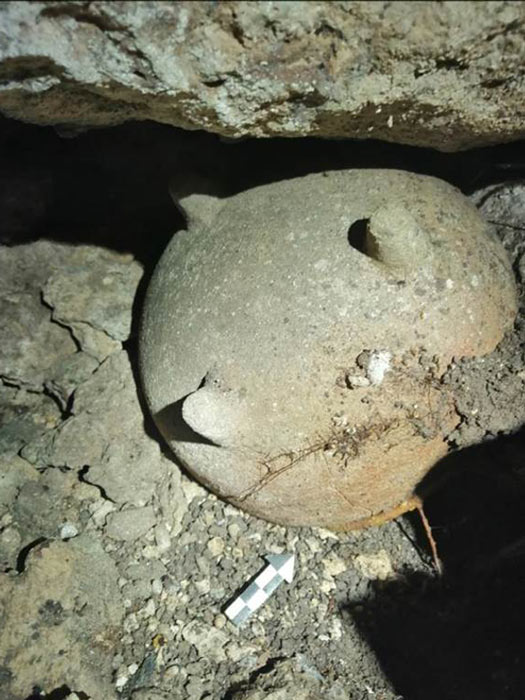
[{"x1": 0, "y1": 119, "x2": 524, "y2": 700}]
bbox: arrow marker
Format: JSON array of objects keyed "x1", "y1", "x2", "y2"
[{"x1": 224, "y1": 553, "x2": 295, "y2": 626}]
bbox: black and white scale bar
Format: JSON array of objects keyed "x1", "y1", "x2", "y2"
[{"x1": 224, "y1": 553, "x2": 295, "y2": 626}]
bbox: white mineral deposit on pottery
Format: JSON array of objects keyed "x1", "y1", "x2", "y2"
[
  {"x1": 366, "y1": 351, "x2": 392, "y2": 386},
  {"x1": 140, "y1": 169, "x2": 517, "y2": 530}
]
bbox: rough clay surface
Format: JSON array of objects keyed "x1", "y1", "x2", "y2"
[
  {"x1": 1, "y1": 1, "x2": 525, "y2": 150},
  {"x1": 140, "y1": 170, "x2": 516, "y2": 529},
  {"x1": 0, "y1": 129, "x2": 524, "y2": 698}
]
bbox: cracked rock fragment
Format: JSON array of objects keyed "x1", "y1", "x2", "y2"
[
  {"x1": 44, "y1": 351, "x2": 99, "y2": 411},
  {"x1": 0, "y1": 384, "x2": 61, "y2": 458},
  {"x1": 0, "y1": 457, "x2": 96, "y2": 572},
  {"x1": 21, "y1": 352, "x2": 165, "y2": 488},
  {"x1": 1, "y1": 290, "x2": 77, "y2": 390},
  {"x1": 106, "y1": 506, "x2": 157, "y2": 541},
  {"x1": 0, "y1": 455, "x2": 40, "y2": 572},
  {"x1": 20, "y1": 351, "x2": 177, "y2": 513},
  {"x1": 0, "y1": 241, "x2": 78, "y2": 389},
  {"x1": 1, "y1": 2, "x2": 524, "y2": 150},
  {"x1": 43, "y1": 246, "x2": 143, "y2": 361},
  {"x1": 0, "y1": 535, "x2": 123, "y2": 699},
  {"x1": 89, "y1": 439, "x2": 171, "y2": 507}
]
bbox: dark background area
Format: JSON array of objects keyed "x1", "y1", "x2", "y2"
[
  {"x1": 2, "y1": 114, "x2": 525, "y2": 267},
  {"x1": 352, "y1": 426, "x2": 525, "y2": 700}
]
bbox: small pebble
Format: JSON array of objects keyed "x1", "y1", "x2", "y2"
[
  {"x1": 155, "y1": 522, "x2": 171, "y2": 552},
  {"x1": 142, "y1": 598, "x2": 156, "y2": 618},
  {"x1": 106, "y1": 506, "x2": 156, "y2": 542},
  {"x1": 207, "y1": 536, "x2": 225, "y2": 557},
  {"x1": 194, "y1": 579, "x2": 211, "y2": 595},
  {"x1": 320, "y1": 579, "x2": 336, "y2": 594},
  {"x1": 227, "y1": 522, "x2": 241, "y2": 539},
  {"x1": 1, "y1": 513, "x2": 13, "y2": 526},
  {"x1": 112, "y1": 654, "x2": 124, "y2": 669},
  {"x1": 353, "y1": 549, "x2": 394, "y2": 580},
  {"x1": 322, "y1": 553, "x2": 347, "y2": 577},
  {"x1": 142, "y1": 544, "x2": 161, "y2": 559},
  {"x1": 210, "y1": 587, "x2": 226, "y2": 601},
  {"x1": 345, "y1": 374, "x2": 370, "y2": 389},
  {"x1": 164, "y1": 664, "x2": 180, "y2": 679},
  {"x1": 203, "y1": 510, "x2": 215, "y2": 526},
  {"x1": 60, "y1": 522, "x2": 79, "y2": 540},
  {"x1": 213, "y1": 614, "x2": 226, "y2": 629}
]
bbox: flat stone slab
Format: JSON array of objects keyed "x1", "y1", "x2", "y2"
[{"x1": 0, "y1": 1, "x2": 524, "y2": 150}]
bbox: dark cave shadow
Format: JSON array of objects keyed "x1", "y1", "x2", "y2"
[
  {"x1": 122, "y1": 264, "x2": 163, "y2": 449},
  {"x1": 2, "y1": 115, "x2": 525, "y2": 273},
  {"x1": 154, "y1": 396, "x2": 219, "y2": 446},
  {"x1": 345, "y1": 426, "x2": 525, "y2": 700},
  {"x1": 0, "y1": 117, "x2": 186, "y2": 267},
  {"x1": 124, "y1": 280, "x2": 218, "y2": 451}
]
